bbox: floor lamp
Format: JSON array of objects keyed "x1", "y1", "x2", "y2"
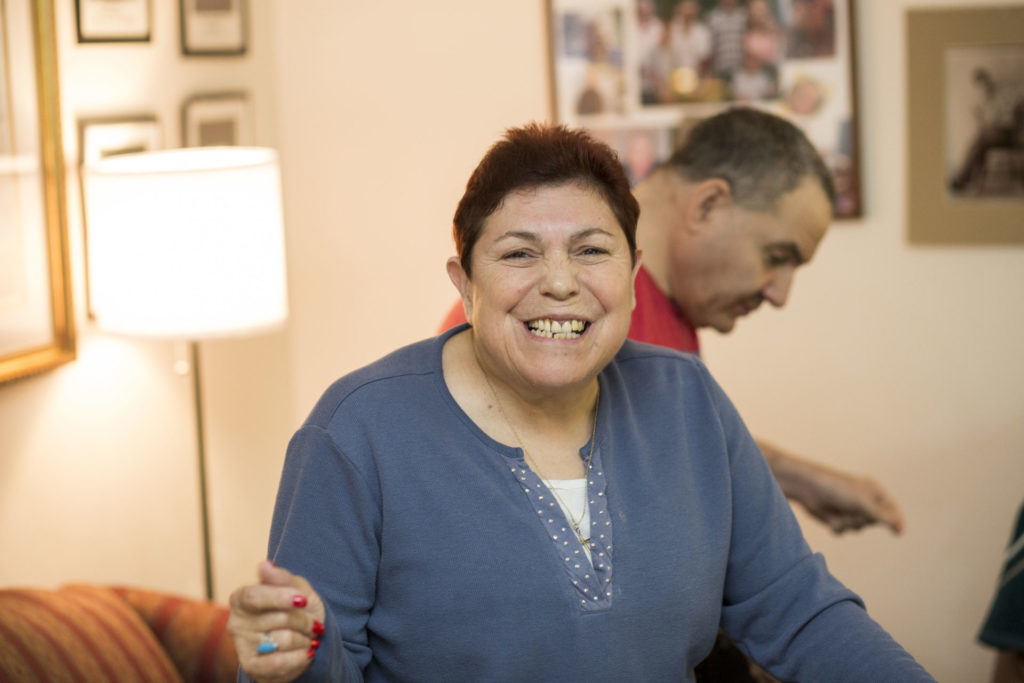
[{"x1": 83, "y1": 147, "x2": 288, "y2": 601}]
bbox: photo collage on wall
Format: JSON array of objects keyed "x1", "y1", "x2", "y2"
[{"x1": 548, "y1": 0, "x2": 860, "y2": 217}]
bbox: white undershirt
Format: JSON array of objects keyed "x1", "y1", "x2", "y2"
[{"x1": 542, "y1": 477, "x2": 592, "y2": 562}]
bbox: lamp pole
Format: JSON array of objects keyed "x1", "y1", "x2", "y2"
[{"x1": 190, "y1": 341, "x2": 215, "y2": 601}]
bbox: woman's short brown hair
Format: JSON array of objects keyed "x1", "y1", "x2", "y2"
[{"x1": 452, "y1": 123, "x2": 639, "y2": 277}]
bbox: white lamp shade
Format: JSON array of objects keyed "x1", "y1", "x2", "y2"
[{"x1": 84, "y1": 147, "x2": 288, "y2": 339}]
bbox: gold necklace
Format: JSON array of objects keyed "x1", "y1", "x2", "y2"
[{"x1": 474, "y1": 349, "x2": 600, "y2": 549}]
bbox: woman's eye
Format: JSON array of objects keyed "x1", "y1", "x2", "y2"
[
  {"x1": 502, "y1": 249, "x2": 532, "y2": 260},
  {"x1": 579, "y1": 246, "x2": 609, "y2": 257}
]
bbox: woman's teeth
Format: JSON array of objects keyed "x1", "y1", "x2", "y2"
[{"x1": 527, "y1": 319, "x2": 586, "y2": 339}]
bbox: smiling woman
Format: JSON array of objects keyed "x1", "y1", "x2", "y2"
[
  {"x1": 226, "y1": 123, "x2": 936, "y2": 683},
  {"x1": 446, "y1": 182, "x2": 638, "y2": 405}
]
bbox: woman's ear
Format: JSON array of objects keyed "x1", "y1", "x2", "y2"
[
  {"x1": 630, "y1": 248, "x2": 643, "y2": 311},
  {"x1": 446, "y1": 256, "x2": 473, "y2": 320}
]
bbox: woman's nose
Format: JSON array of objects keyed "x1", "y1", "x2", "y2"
[{"x1": 539, "y1": 257, "x2": 580, "y2": 299}]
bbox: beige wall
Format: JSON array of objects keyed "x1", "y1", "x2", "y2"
[
  {"x1": 270, "y1": 2, "x2": 552, "y2": 415},
  {"x1": 0, "y1": 0, "x2": 291, "y2": 600},
  {"x1": 1, "y1": 1, "x2": 1021, "y2": 680}
]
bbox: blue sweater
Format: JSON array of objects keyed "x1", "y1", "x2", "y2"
[{"x1": 256, "y1": 326, "x2": 934, "y2": 681}]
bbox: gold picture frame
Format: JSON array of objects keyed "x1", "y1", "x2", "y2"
[
  {"x1": 0, "y1": 0, "x2": 74, "y2": 383},
  {"x1": 906, "y1": 6, "x2": 1024, "y2": 244}
]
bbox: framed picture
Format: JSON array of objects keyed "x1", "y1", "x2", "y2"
[
  {"x1": 77, "y1": 116, "x2": 163, "y2": 315},
  {"x1": 0, "y1": 0, "x2": 74, "y2": 383},
  {"x1": 181, "y1": 92, "x2": 252, "y2": 147},
  {"x1": 907, "y1": 6, "x2": 1024, "y2": 245},
  {"x1": 78, "y1": 115, "x2": 162, "y2": 164},
  {"x1": 546, "y1": 0, "x2": 862, "y2": 217},
  {"x1": 179, "y1": 0, "x2": 247, "y2": 56},
  {"x1": 75, "y1": 0, "x2": 151, "y2": 43}
]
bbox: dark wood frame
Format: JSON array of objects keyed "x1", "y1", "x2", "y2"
[
  {"x1": 181, "y1": 91, "x2": 252, "y2": 147},
  {"x1": 74, "y1": 0, "x2": 152, "y2": 44},
  {"x1": 179, "y1": 0, "x2": 248, "y2": 56}
]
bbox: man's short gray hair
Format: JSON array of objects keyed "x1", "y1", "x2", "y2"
[{"x1": 665, "y1": 107, "x2": 836, "y2": 210}]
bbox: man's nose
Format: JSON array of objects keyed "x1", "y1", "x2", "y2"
[{"x1": 762, "y1": 268, "x2": 794, "y2": 307}]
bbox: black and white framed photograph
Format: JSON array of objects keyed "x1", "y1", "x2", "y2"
[
  {"x1": 75, "y1": 0, "x2": 151, "y2": 43},
  {"x1": 181, "y1": 92, "x2": 252, "y2": 146},
  {"x1": 179, "y1": 0, "x2": 247, "y2": 56},
  {"x1": 546, "y1": 0, "x2": 862, "y2": 217},
  {"x1": 945, "y1": 45, "x2": 1024, "y2": 200},
  {"x1": 907, "y1": 5, "x2": 1024, "y2": 245}
]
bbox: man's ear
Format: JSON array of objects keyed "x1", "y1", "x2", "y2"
[
  {"x1": 446, "y1": 256, "x2": 473, "y2": 320},
  {"x1": 686, "y1": 178, "x2": 732, "y2": 231}
]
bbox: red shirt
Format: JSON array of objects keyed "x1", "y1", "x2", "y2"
[{"x1": 438, "y1": 265, "x2": 699, "y2": 354}]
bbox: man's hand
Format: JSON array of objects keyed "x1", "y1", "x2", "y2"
[{"x1": 757, "y1": 440, "x2": 904, "y2": 534}]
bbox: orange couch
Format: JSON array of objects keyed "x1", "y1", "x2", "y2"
[{"x1": 0, "y1": 584, "x2": 238, "y2": 682}]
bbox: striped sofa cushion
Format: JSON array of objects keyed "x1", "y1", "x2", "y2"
[
  {"x1": 0, "y1": 584, "x2": 183, "y2": 682},
  {"x1": 111, "y1": 585, "x2": 238, "y2": 683}
]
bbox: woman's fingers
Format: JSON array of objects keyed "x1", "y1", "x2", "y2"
[
  {"x1": 228, "y1": 607, "x2": 311, "y2": 635},
  {"x1": 250, "y1": 627, "x2": 315, "y2": 654},
  {"x1": 258, "y1": 559, "x2": 299, "y2": 586},
  {"x1": 230, "y1": 580, "x2": 311, "y2": 619},
  {"x1": 257, "y1": 559, "x2": 327, "y2": 624},
  {"x1": 229, "y1": 601, "x2": 318, "y2": 682},
  {"x1": 237, "y1": 636, "x2": 315, "y2": 683},
  {"x1": 228, "y1": 561, "x2": 327, "y2": 682}
]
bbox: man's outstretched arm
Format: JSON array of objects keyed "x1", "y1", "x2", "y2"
[{"x1": 756, "y1": 440, "x2": 904, "y2": 535}]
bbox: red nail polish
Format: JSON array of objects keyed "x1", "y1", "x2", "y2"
[
  {"x1": 307, "y1": 647, "x2": 316, "y2": 659},
  {"x1": 313, "y1": 620, "x2": 325, "y2": 635},
  {"x1": 311, "y1": 638, "x2": 320, "y2": 650},
  {"x1": 293, "y1": 595, "x2": 307, "y2": 607},
  {"x1": 268, "y1": 559, "x2": 276, "y2": 567}
]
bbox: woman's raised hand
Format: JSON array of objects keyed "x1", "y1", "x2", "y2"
[{"x1": 228, "y1": 560, "x2": 327, "y2": 683}]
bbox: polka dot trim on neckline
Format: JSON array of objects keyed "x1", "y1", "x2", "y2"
[{"x1": 506, "y1": 446, "x2": 614, "y2": 612}]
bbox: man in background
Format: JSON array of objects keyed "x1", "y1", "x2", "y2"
[{"x1": 629, "y1": 107, "x2": 902, "y2": 534}]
